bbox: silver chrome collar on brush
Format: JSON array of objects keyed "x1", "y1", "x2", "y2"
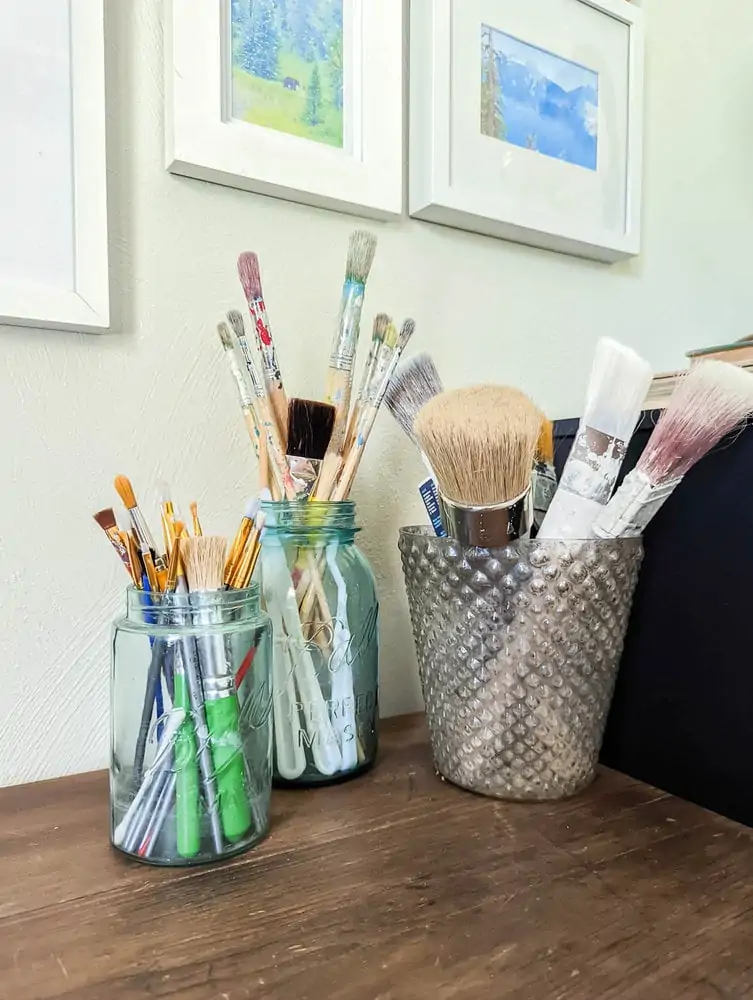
[{"x1": 439, "y1": 488, "x2": 532, "y2": 547}]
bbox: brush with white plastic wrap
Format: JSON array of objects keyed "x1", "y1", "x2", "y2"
[
  {"x1": 538, "y1": 338, "x2": 653, "y2": 540},
  {"x1": 414, "y1": 385, "x2": 543, "y2": 547},
  {"x1": 384, "y1": 353, "x2": 445, "y2": 536},
  {"x1": 594, "y1": 360, "x2": 753, "y2": 539}
]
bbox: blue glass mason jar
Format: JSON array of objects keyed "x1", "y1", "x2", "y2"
[
  {"x1": 260, "y1": 501, "x2": 379, "y2": 785},
  {"x1": 110, "y1": 584, "x2": 273, "y2": 865}
]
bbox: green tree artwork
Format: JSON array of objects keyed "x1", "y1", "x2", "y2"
[{"x1": 231, "y1": 0, "x2": 344, "y2": 148}]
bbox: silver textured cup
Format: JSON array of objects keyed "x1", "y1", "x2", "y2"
[{"x1": 398, "y1": 527, "x2": 643, "y2": 801}]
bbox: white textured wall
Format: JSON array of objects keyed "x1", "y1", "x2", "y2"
[{"x1": 1, "y1": 0, "x2": 752, "y2": 785}]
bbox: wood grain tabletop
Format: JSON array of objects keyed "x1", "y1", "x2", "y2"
[{"x1": 1, "y1": 713, "x2": 752, "y2": 1000}]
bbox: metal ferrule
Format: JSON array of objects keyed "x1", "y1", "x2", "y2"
[
  {"x1": 288, "y1": 456, "x2": 321, "y2": 498},
  {"x1": 202, "y1": 673, "x2": 237, "y2": 700},
  {"x1": 439, "y1": 488, "x2": 532, "y2": 547},
  {"x1": 132, "y1": 507, "x2": 157, "y2": 554}
]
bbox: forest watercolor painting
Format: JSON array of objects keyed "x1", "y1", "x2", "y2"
[
  {"x1": 231, "y1": 0, "x2": 344, "y2": 149},
  {"x1": 481, "y1": 25, "x2": 599, "y2": 172}
]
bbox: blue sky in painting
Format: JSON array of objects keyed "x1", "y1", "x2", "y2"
[{"x1": 482, "y1": 26, "x2": 599, "y2": 172}]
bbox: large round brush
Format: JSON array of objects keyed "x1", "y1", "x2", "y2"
[
  {"x1": 414, "y1": 385, "x2": 543, "y2": 546},
  {"x1": 594, "y1": 360, "x2": 753, "y2": 538}
]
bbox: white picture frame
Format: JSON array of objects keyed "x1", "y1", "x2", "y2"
[
  {"x1": 409, "y1": 0, "x2": 645, "y2": 263},
  {"x1": 165, "y1": 0, "x2": 404, "y2": 220},
  {"x1": 0, "y1": 0, "x2": 109, "y2": 332}
]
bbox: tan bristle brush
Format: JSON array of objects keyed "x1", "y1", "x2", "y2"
[{"x1": 414, "y1": 386, "x2": 543, "y2": 547}]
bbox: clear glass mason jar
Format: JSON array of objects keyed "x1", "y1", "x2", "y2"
[
  {"x1": 110, "y1": 584, "x2": 273, "y2": 866},
  {"x1": 260, "y1": 501, "x2": 379, "y2": 785}
]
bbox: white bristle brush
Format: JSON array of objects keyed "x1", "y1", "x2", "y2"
[
  {"x1": 384, "y1": 352, "x2": 445, "y2": 536},
  {"x1": 538, "y1": 338, "x2": 653, "y2": 541},
  {"x1": 384, "y1": 352, "x2": 444, "y2": 445},
  {"x1": 594, "y1": 360, "x2": 753, "y2": 538},
  {"x1": 414, "y1": 385, "x2": 543, "y2": 547}
]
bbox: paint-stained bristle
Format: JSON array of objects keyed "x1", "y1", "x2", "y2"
[
  {"x1": 227, "y1": 309, "x2": 246, "y2": 342},
  {"x1": 536, "y1": 419, "x2": 554, "y2": 464},
  {"x1": 583, "y1": 338, "x2": 653, "y2": 442},
  {"x1": 217, "y1": 321, "x2": 234, "y2": 352},
  {"x1": 414, "y1": 385, "x2": 543, "y2": 506},
  {"x1": 93, "y1": 508, "x2": 117, "y2": 531},
  {"x1": 237, "y1": 252, "x2": 263, "y2": 302},
  {"x1": 398, "y1": 319, "x2": 416, "y2": 352},
  {"x1": 113, "y1": 474, "x2": 137, "y2": 510},
  {"x1": 180, "y1": 536, "x2": 227, "y2": 592},
  {"x1": 384, "y1": 353, "x2": 444, "y2": 442},
  {"x1": 638, "y1": 360, "x2": 753, "y2": 483},
  {"x1": 346, "y1": 230, "x2": 378, "y2": 284},
  {"x1": 287, "y1": 398, "x2": 336, "y2": 460}
]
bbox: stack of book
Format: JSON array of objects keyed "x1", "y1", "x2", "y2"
[{"x1": 644, "y1": 338, "x2": 753, "y2": 409}]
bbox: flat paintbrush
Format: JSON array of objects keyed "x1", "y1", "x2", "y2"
[
  {"x1": 287, "y1": 398, "x2": 336, "y2": 498},
  {"x1": 217, "y1": 321, "x2": 263, "y2": 465}
]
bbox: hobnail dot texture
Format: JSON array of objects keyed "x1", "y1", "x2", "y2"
[{"x1": 398, "y1": 527, "x2": 643, "y2": 801}]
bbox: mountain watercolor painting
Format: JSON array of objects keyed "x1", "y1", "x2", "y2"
[
  {"x1": 481, "y1": 26, "x2": 599, "y2": 172},
  {"x1": 232, "y1": 0, "x2": 344, "y2": 148}
]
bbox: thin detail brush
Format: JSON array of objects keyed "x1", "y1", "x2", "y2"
[
  {"x1": 594, "y1": 360, "x2": 753, "y2": 538},
  {"x1": 227, "y1": 309, "x2": 297, "y2": 500},
  {"x1": 237, "y1": 252, "x2": 288, "y2": 444},
  {"x1": 94, "y1": 509, "x2": 133, "y2": 579},
  {"x1": 114, "y1": 475, "x2": 165, "y2": 573},
  {"x1": 190, "y1": 502, "x2": 203, "y2": 537},
  {"x1": 343, "y1": 313, "x2": 391, "y2": 455},
  {"x1": 225, "y1": 497, "x2": 261, "y2": 586},
  {"x1": 217, "y1": 321, "x2": 262, "y2": 464}
]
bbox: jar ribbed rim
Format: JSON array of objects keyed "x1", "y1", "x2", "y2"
[
  {"x1": 261, "y1": 500, "x2": 359, "y2": 536},
  {"x1": 124, "y1": 583, "x2": 262, "y2": 624}
]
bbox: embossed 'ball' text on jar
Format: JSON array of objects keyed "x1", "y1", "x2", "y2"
[{"x1": 260, "y1": 500, "x2": 379, "y2": 786}]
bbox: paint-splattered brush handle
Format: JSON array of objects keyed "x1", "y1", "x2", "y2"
[
  {"x1": 254, "y1": 395, "x2": 297, "y2": 500},
  {"x1": 249, "y1": 298, "x2": 288, "y2": 443}
]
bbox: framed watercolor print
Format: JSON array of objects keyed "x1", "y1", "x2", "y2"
[
  {"x1": 0, "y1": 0, "x2": 109, "y2": 331},
  {"x1": 409, "y1": 0, "x2": 645, "y2": 262},
  {"x1": 166, "y1": 0, "x2": 403, "y2": 219}
]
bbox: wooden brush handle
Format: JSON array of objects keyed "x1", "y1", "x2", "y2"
[
  {"x1": 312, "y1": 452, "x2": 342, "y2": 501},
  {"x1": 266, "y1": 384, "x2": 288, "y2": 451},
  {"x1": 254, "y1": 396, "x2": 297, "y2": 500},
  {"x1": 243, "y1": 407, "x2": 261, "y2": 461},
  {"x1": 325, "y1": 367, "x2": 354, "y2": 453}
]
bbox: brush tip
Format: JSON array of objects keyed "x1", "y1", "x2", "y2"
[
  {"x1": 113, "y1": 475, "x2": 136, "y2": 510},
  {"x1": 237, "y1": 252, "x2": 262, "y2": 301},
  {"x1": 217, "y1": 322, "x2": 234, "y2": 351},
  {"x1": 189, "y1": 501, "x2": 198, "y2": 517},
  {"x1": 93, "y1": 508, "x2": 117, "y2": 530},
  {"x1": 287, "y1": 398, "x2": 337, "y2": 461},
  {"x1": 226, "y1": 309, "x2": 246, "y2": 342},
  {"x1": 346, "y1": 230, "x2": 378, "y2": 284}
]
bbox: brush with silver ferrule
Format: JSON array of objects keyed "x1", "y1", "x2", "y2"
[
  {"x1": 114, "y1": 474, "x2": 165, "y2": 578},
  {"x1": 181, "y1": 535, "x2": 251, "y2": 843},
  {"x1": 286, "y1": 398, "x2": 336, "y2": 497},
  {"x1": 414, "y1": 385, "x2": 543, "y2": 547}
]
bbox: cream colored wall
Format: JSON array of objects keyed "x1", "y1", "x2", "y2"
[{"x1": 1, "y1": 0, "x2": 752, "y2": 785}]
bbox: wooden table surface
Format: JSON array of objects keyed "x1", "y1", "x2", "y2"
[{"x1": 1, "y1": 714, "x2": 752, "y2": 1000}]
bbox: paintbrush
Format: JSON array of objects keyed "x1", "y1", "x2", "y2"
[
  {"x1": 414, "y1": 385, "x2": 543, "y2": 547},
  {"x1": 343, "y1": 314, "x2": 392, "y2": 456},
  {"x1": 594, "y1": 360, "x2": 753, "y2": 538},
  {"x1": 228, "y1": 511, "x2": 266, "y2": 589},
  {"x1": 333, "y1": 319, "x2": 416, "y2": 501},
  {"x1": 538, "y1": 338, "x2": 653, "y2": 540},
  {"x1": 94, "y1": 508, "x2": 136, "y2": 581},
  {"x1": 532, "y1": 419, "x2": 557, "y2": 533},
  {"x1": 383, "y1": 352, "x2": 446, "y2": 535},
  {"x1": 181, "y1": 535, "x2": 251, "y2": 842},
  {"x1": 225, "y1": 497, "x2": 261, "y2": 586},
  {"x1": 227, "y1": 309, "x2": 297, "y2": 500},
  {"x1": 324, "y1": 229, "x2": 378, "y2": 451},
  {"x1": 217, "y1": 321, "x2": 263, "y2": 465},
  {"x1": 384, "y1": 352, "x2": 444, "y2": 445},
  {"x1": 190, "y1": 501, "x2": 203, "y2": 537},
  {"x1": 237, "y1": 252, "x2": 288, "y2": 445},
  {"x1": 286, "y1": 398, "x2": 336, "y2": 498},
  {"x1": 114, "y1": 475, "x2": 163, "y2": 587}
]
